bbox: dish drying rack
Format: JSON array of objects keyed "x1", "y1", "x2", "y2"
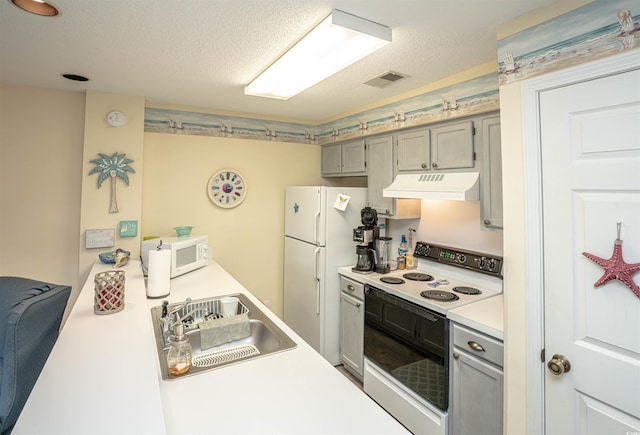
[{"x1": 172, "y1": 297, "x2": 250, "y2": 331}]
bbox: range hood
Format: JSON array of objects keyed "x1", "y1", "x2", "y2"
[{"x1": 383, "y1": 172, "x2": 480, "y2": 200}]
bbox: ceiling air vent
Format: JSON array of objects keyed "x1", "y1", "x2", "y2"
[{"x1": 364, "y1": 71, "x2": 409, "y2": 89}]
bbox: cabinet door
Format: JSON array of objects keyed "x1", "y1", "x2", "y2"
[
  {"x1": 397, "y1": 128, "x2": 430, "y2": 172},
  {"x1": 341, "y1": 140, "x2": 366, "y2": 174},
  {"x1": 451, "y1": 349, "x2": 503, "y2": 435},
  {"x1": 431, "y1": 121, "x2": 474, "y2": 169},
  {"x1": 480, "y1": 116, "x2": 503, "y2": 229},
  {"x1": 340, "y1": 292, "x2": 364, "y2": 378},
  {"x1": 321, "y1": 144, "x2": 342, "y2": 176},
  {"x1": 366, "y1": 135, "x2": 395, "y2": 216}
]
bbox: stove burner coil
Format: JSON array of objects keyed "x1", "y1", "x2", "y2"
[
  {"x1": 380, "y1": 277, "x2": 405, "y2": 285},
  {"x1": 420, "y1": 290, "x2": 460, "y2": 301},
  {"x1": 452, "y1": 286, "x2": 481, "y2": 295},
  {"x1": 403, "y1": 273, "x2": 434, "y2": 282}
]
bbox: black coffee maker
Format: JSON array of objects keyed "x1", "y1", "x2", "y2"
[{"x1": 352, "y1": 207, "x2": 379, "y2": 273}]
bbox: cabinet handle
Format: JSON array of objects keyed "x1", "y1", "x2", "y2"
[
  {"x1": 421, "y1": 163, "x2": 427, "y2": 169},
  {"x1": 468, "y1": 341, "x2": 485, "y2": 352},
  {"x1": 343, "y1": 297, "x2": 361, "y2": 309},
  {"x1": 453, "y1": 352, "x2": 459, "y2": 360},
  {"x1": 484, "y1": 219, "x2": 491, "y2": 225},
  {"x1": 432, "y1": 162, "x2": 438, "y2": 168},
  {"x1": 347, "y1": 284, "x2": 355, "y2": 291}
]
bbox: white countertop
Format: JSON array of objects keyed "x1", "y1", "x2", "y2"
[
  {"x1": 447, "y1": 294, "x2": 504, "y2": 340},
  {"x1": 15, "y1": 260, "x2": 408, "y2": 434}
]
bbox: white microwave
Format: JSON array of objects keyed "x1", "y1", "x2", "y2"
[{"x1": 141, "y1": 234, "x2": 209, "y2": 278}]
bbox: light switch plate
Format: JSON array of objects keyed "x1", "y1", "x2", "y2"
[{"x1": 119, "y1": 220, "x2": 138, "y2": 237}]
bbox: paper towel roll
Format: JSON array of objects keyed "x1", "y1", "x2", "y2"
[{"x1": 147, "y1": 249, "x2": 171, "y2": 298}]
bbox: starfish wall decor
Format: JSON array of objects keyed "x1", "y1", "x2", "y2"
[{"x1": 582, "y1": 222, "x2": 640, "y2": 299}]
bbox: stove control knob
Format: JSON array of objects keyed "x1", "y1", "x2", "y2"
[
  {"x1": 479, "y1": 257, "x2": 486, "y2": 268},
  {"x1": 489, "y1": 260, "x2": 497, "y2": 270},
  {"x1": 459, "y1": 254, "x2": 466, "y2": 263}
]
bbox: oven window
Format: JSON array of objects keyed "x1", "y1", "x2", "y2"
[{"x1": 365, "y1": 323, "x2": 447, "y2": 410}]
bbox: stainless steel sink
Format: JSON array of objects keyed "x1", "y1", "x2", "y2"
[{"x1": 150, "y1": 293, "x2": 296, "y2": 380}]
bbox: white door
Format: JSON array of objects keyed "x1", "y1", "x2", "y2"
[
  {"x1": 541, "y1": 66, "x2": 640, "y2": 433},
  {"x1": 283, "y1": 237, "x2": 322, "y2": 352}
]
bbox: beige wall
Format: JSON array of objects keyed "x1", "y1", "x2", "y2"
[
  {"x1": 78, "y1": 91, "x2": 146, "y2": 294},
  {"x1": 497, "y1": 1, "x2": 594, "y2": 433},
  {"x1": 0, "y1": 84, "x2": 84, "y2": 319},
  {"x1": 142, "y1": 133, "x2": 329, "y2": 316}
]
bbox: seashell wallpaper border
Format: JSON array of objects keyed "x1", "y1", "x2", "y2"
[
  {"x1": 144, "y1": 73, "x2": 499, "y2": 146},
  {"x1": 144, "y1": 0, "x2": 638, "y2": 146}
]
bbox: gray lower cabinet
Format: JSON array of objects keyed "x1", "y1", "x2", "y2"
[
  {"x1": 480, "y1": 115, "x2": 503, "y2": 229},
  {"x1": 451, "y1": 324, "x2": 503, "y2": 435},
  {"x1": 339, "y1": 275, "x2": 364, "y2": 380}
]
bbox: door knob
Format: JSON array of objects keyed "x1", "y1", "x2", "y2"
[{"x1": 547, "y1": 354, "x2": 571, "y2": 375}]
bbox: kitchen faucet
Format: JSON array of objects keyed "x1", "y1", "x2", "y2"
[{"x1": 160, "y1": 298, "x2": 192, "y2": 345}]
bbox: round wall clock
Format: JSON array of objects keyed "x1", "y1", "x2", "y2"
[
  {"x1": 107, "y1": 110, "x2": 126, "y2": 127},
  {"x1": 207, "y1": 169, "x2": 247, "y2": 208}
]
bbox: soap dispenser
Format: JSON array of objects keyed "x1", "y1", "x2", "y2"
[{"x1": 166, "y1": 323, "x2": 192, "y2": 376}]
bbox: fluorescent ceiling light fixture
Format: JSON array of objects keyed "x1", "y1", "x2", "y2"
[{"x1": 245, "y1": 9, "x2": 391, "y2": 100}]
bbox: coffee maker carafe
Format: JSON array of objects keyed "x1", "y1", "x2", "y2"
[
  {"x1": 374, "y1": 237, "x2": 392, "y2": 274},
  {"x1": 353, "y1": 245, "x2": 376, "y2": 273},
  {"x1": 352, "y1": 207, "x2": 379, "y2": 274}
]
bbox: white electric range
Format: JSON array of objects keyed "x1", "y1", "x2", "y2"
[
  {"x1": 339, "y1": 242, "x2": 503, "y2": 435},
  {"x1": 342, "y1": 241, "x2": 503, "y2": 315}
]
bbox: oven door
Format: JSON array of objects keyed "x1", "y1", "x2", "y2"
[{"x1": 364, "y1": 285, "x2": 449, "y2": 411}]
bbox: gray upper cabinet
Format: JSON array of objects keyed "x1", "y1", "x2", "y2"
[
  {"x1": 367, "y1": 135, "x2": 421, "y2": 219},
  {"x1": 366, "y1": 135, "x2": 395, "y2": 216},
  {"x1": 341, "y1": 139, "x2": 367, "y2": 174},
  {"x1": 321, "y1": 143, "x2": 342, "y2": 176},
  {"x1": 396, "y1": 128, "x2": 430, "y2": 172},
  {"x1": 431, "y1": 121, "x2": 474, "y2": 170},
  {"x1": 321, "y1": 140, "x2": 366, "y2": 177},
  {"x1": 480, "y1": 116, "x2": 503, "y2": 229}
]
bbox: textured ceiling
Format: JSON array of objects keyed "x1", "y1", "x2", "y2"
[{"x1": 0, "y1": 0, "x2": 555, "y2": 122}]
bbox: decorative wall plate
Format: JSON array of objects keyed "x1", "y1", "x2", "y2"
[{"x1": 207, "y1": 169, "x2": 247, "y2": 208}]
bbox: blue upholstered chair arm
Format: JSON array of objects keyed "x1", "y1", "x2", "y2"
[{"x1": 0, "y1": 277, "x2": 71, "y2": 435}]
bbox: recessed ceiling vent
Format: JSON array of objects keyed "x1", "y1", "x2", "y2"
[{"x1": 364, "y1": 71, "x2": 409, "y2": 89}]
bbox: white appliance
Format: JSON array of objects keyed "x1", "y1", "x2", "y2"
[
  {"x1": 284, "y1": 186, "x2": 367, "y2": 365},
  {"x1": 383, "y1": 172, "x2": 480, "y2": 200},
  {"x1": 141, "y1": 235, "x2": 209, "y2": 278},
  {"x1": 361, "y1": 242, "x2": 503, "y2": 435}
]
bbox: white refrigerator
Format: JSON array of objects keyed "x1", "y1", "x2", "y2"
[{"x1": 284, "y1": 186, "x2": 367, "y2": 365}]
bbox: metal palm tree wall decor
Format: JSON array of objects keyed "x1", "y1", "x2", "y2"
[{"x1": 89, "y1": 152, "x2": 135, "y2": 213}]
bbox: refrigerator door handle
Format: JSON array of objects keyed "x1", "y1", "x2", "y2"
[
  {"x1": 313, "y1": 210, "x2": 321, "y2": 245},
  {"x1": 314, "y1": 247, "x2": 321, "y2": 315}
]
